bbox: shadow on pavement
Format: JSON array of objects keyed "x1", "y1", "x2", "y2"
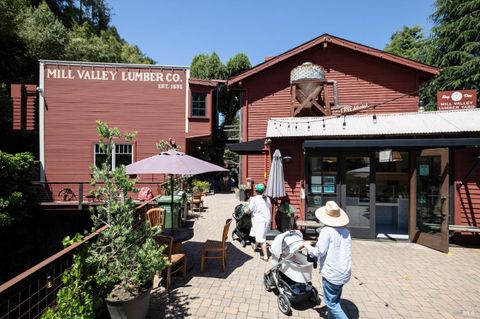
[
  {"x1": 148, "y1": 287, "x2": 196, "y2": 319},
  {"x1": 313, "y1": 299, "x2": 359, "y2": 319}
]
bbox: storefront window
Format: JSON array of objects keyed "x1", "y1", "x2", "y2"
[{"x1": 307, "y1": 156, "x2": 337, "y2": 211}]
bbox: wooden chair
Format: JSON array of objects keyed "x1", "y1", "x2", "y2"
[
  {"x1": 146, "y1": 208, "x2": 165, "y2": 229},
  {"x1": 200, "y1": 218, "x2": 232, "y2": 272},
  {"x1": 191, "y1": 192, "x2": 204, "y2": 212},
  {"x1": 156, "y1": 235, "x2": 186, "y2": 291}
]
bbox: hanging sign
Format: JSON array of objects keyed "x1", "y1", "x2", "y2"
[
  {"x1": 337, "y1": 103, "x2": 370, "y2": 115},
  {"x1": 437, "y1": 90, "x2": 477, "y2": 110}
]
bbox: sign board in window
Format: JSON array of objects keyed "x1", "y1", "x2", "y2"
[
  {"x1": 419, "y1": 164, "x2": 430, "y2": 176},
  {"x1": 437, "y1": 90, "x2": 477, "y2": 110}
]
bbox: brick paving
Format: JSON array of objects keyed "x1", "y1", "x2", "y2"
[{"x1": 149, "y1": 193, "x2": 480, "y2": 318}]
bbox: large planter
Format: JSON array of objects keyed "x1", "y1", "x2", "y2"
[{"x1": 105, "y1": 289, "x2": 150, "y2": 319}]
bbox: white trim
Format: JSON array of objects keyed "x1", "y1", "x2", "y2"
[
  {"x1": 39, "y1": 59, "x2": 189, "y2": 69},
  {"x1": 39, "y1": 62, "x2": 45, "y2": 182},
  {"x1": 185, "y1": 69, "x2": 190, "y2": 133}
]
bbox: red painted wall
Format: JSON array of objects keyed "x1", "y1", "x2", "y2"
[
  {"x1": 240, "y1": 43, "x2": 424, "y2": 215},
  {"x1": 454, "y1": 148, "x2": 480, "y2": 243},
  {"x1": 187, "y1": 84, "x2": 213, "y2": 138},
  {"x1": 42, "y1": 63, "x2": 212, "y2": 183}
]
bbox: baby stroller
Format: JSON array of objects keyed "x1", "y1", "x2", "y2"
[
  {"x1": 263, "y1": 230, "x2": 320, "y2": 315},
  {"x1": 231, "y1": 204, "x2": 253, "y2": 247}
]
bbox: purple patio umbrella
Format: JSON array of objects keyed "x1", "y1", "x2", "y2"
[{"x1": 126, "y1": 149, "x2": 227, "y2": 232}]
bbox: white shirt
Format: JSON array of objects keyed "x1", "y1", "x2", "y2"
[
  {"x1": 306, "y1": 226, "x2": 351, "y2": 285},
  {"x1": 248, "y1": 195, "x2": 272, "y2": 223}
]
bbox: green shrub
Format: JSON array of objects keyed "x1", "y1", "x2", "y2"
[{"x1": 192, "y1": 179, "x2": 210, "y2": 193}]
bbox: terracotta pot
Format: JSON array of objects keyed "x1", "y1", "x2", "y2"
[{"x1": 105, "y1": 289, "x2": 150, "y2": 319}]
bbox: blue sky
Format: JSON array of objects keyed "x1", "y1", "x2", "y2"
[{"x1": 108, "y1": 0, "x2": 435, "y2": 67}]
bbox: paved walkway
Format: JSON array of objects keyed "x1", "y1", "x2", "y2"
[{"x1": 149, "y1": 194, "x2": 480, "y2": 319}]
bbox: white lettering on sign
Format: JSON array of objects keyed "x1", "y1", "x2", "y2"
[
  {"x1": 46, "y1": 66, "x2": 184, "y2": 90},
  {"x1": 337, "y1": 103, "x2": 370, "y2": 115}
]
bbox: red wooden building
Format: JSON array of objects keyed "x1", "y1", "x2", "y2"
[
  {"x1": 228, "y1": 34, "x2": 480, "y2": 251},
  {"x1": 39, "y1": 60, "x2": 218, "y2": 185}
]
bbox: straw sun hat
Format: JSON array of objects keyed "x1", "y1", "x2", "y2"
[{"x1": 315, "y1": 201, "x2": 349, "y2": 227}]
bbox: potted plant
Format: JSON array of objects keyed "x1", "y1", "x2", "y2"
[
  {"x1": 192, "y1": 179, "x2": 210, "y2": 195},
  {"x1": 238, "y1": 184, "x2": 248, "y2": 201},
  {"x1": 278, "y1": 201, "x2": 297, "y2": 232},
  {"x1": 88, "y1": 121, "x2": 167, "y2": 319}
]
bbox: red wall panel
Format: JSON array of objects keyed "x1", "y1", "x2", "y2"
[
  {"x1": 454, "y1": 148, "x2": 480, "y2": 243},
  {"x1": 43, "y1": 64, "x2": 191, "y2": 182}
]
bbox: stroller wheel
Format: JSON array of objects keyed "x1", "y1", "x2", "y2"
[
  {"x1": 263, "y1": 273, "x2": 272, "y2": 292},
  {"x1": 278, "y1": 293, "x2": 291, "y2": 315},
  {"x1": 310, "y1": 286, "x2": 320, "y2": 306}
]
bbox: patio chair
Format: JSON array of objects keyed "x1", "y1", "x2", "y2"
[
  {"x1": 200, "y1": 218, "x2": 232, "y2": 272},
  {"x1": 156, "y1": 235, "x2": 186, "y2": 291},
  {"x1": 146, "y1": 208, "x2": 165, "y2": 229},
  {"x1": 191, "y1": 192, "x2": 204, "y2": 212}
]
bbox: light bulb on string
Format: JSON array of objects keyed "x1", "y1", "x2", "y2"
[
  {"x1": 323, "y1": 119, "x2": 326, "y2": 130},
  {"x1": 373, "y1": 106, "x2": 377, "y2": 124},
  {"x1": 307, "y1": 122, "x2": 310, "y2": 130},
  {"x1": 342, "y1": 116, "x2": 346, "y2": 129}
]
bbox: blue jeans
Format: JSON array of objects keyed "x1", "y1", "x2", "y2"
[{"x1": 322, "y1": 277, "x2": 348, "y2": 319}]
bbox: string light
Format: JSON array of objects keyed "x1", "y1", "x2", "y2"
[
  {"x1": 307, "y1": 122, "x2": 311, "y2": 130},
  {"x1": 373, "y1": 106, "x2": 377, "y2": 124},
  {"x1": 342, "y1": 115, "x2": 346, "y2": 129},
  {"x1": 295, "y1": 124, "x2": 298, "y2": 129},
  {"x1": 323, "y1": 119, "x2": 326, "y2": 130}
]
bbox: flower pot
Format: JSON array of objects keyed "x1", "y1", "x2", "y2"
[{"x1": 105, "y1": 289, "x2": 150, "y2": 319}]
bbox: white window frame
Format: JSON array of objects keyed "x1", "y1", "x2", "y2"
[{"x1": 94, "y1": 143, "x2": 134, "y2": 169}]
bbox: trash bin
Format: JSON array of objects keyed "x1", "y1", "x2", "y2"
[{"x1": 157, "y1": 195, "x2": 183, "y2": 228}]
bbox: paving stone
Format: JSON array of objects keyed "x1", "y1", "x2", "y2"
[{"x1": 148, "y1": 193, "x2": 480, "y2": 318}]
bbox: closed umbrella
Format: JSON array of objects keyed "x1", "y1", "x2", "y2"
[
  {"x1": 126, "y1": 149, "x2": 227, "y2": 232},
  {"x1": 265, "y1": 149, "x2": 286, "y2": 232},
  {"x1": 266, "y1": 149, "x2": 286, "y2": 199}
]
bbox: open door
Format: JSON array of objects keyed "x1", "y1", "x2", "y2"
[{"x1": 410, "y1": 148, "x2": 449, "y2": 253}]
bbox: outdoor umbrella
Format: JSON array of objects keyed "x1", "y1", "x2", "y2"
[
  {"x1": 265, "y1": 149, "x2": 286, "y2": 232},
  {"x1": 126, "y1": 149, "x2": 227, "y2": 232}
]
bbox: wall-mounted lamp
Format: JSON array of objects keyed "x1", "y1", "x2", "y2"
[
  {"x1": 46, "y1": 275, "x2": 53, "y2": 289},
  {"x1": 418, "y1": 99, "x2": 425, "y2": 112}
]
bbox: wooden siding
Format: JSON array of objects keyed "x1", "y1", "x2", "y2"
[
  {"x1": 187, "y1": 84, "x2": 213, "y2": 138},
  {"x1": 454, "y1": 148, "x2": 480, "y2": 243},
  {"x1": 43, "y1": 64, "x2": 189, "y2": 182},
  {"x1": 240, "y1": 43, "x2": 426, "y2": 220}
]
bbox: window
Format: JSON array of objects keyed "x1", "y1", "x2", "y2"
[
  {"x1": 94, "y1": 143, "x2": 133, "y2": 169},
  {"x1": 191, "y1": 93, "x2": 207, "y2": 117}
]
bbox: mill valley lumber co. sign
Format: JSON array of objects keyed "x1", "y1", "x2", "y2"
[
  {"x1": 45, "y1": 65, "x2": 185, "y2": 90},
  {"x1": 437, "y1": 90, "x2": 477, "y2": 110}
]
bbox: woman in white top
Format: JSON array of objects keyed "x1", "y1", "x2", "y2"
[{"x1": 245, "y1": 183, "x2": 271, "y2": 260}]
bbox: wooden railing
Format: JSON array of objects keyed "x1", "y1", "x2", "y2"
[
  {"x1": 32, "y1": 181, "x2": 167, "y2": 210},
  {"x1": 0, "y1": 192, "x2": 163, "y2": 319}
]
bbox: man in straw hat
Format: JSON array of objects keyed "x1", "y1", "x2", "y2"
[
  {"x1": 245, "y1": 183, "x2": 271, "y2": 261},
  {"x1": 304, "y1": 201, "x2": 351, "y2": 319}
]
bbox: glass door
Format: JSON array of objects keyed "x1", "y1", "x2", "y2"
[
  {"x1": 341, "y1": 153, "x2": 375, "y2": 238},
  {"x1": 410, "y1": 148, "x2": 449, "y2": 253}
]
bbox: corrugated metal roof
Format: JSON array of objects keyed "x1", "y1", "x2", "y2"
[{"x1": 266, "y1": 109, "x2": 480, "y2": 138}]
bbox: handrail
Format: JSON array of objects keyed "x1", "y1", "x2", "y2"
[
  {"x1": 0, "y1": 225, "x2": 107, "y2": 295},
  {"x1": 0, "y1": 188, "x2": 166, "y2": 318}
]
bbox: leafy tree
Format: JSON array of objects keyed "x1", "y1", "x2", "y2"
[
  {"x1": 18, "y1": 2, "x2": 69, "y2": 61},
  {"x1": 0, "y1": 151, "x2": 35, "y2": 226},
  {"x1": 422, "y1": 0, "x2": 480, "y2": 109},
  {"x1": 384, "y1": 25, "x2": 428, "y2": 62},
  {"x1": 190, "y1": 52, "x2": 227, "y2": 80},
  {"x1": 226, "y1": 53, "x2": 251, "y2": 77}
]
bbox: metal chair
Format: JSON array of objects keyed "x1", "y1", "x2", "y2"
[
  {"x1": 156, "y1": 235, "x2": 186, "y2": 291},
  {"x1": 200, "y1": 218, "x2": 232, "y2": 272},
  {"x1": 146, "y1": 208, "x2": 165, "y2": 229}
]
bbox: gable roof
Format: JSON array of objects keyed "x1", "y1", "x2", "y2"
[{"x1": 228, "y1": 34, "x2": 439, "y2": 85}]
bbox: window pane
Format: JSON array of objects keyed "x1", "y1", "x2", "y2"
[
  {"x1": 95, "y1": 154, "x2": 109, "y2": 168},
  {"x1": 191, "y1": 93, "x2": 206, "y2": 117},
  {"x1": 114, "y1": 144, "x2": 133, "y2": 168}
]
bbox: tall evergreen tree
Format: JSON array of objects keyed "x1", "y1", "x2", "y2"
[
  {"x1": 423, "y1": 0, "x2": 480, "y2": 109},
  {"x1": 384, "y1": 26, "x2": 428, "y2": 62}
]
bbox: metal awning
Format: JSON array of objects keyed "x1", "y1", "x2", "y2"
[
  {"x1": 304, "y1": 138, "x2": 480, "y2": 149},
  {"x1": 226, "y1": 139, "x2": 266, "y2": 154},
  {"x1": 267, "y1": 109, "x2": 480, "y2": 138}
]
